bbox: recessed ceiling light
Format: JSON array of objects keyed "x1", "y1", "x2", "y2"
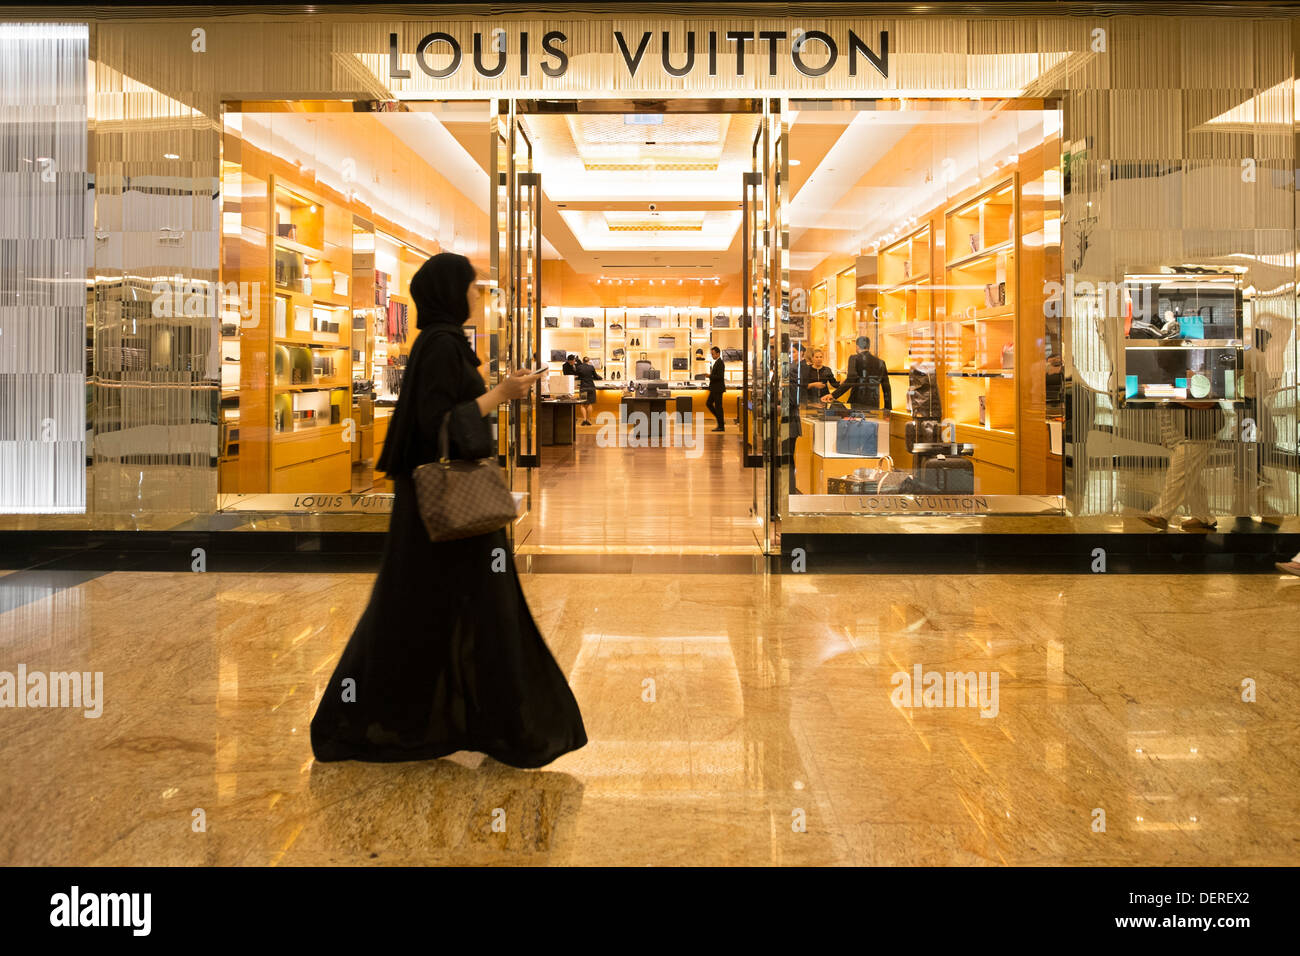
[
  {"x1": 789, "y1": 159, "x2": 802, "y2": 166},
  {"x1": 164, "y1": 153, "x2": 179, "y2": 160}
]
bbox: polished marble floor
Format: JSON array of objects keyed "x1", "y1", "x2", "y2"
[
  {"x1": 0, "y1": 567, "x2": 1297, "y2": 866},
  {"x1": 519, "y1": 425, "x2": 762, "y2": 553}
]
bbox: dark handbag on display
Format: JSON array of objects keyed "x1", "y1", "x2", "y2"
[
  {"x1": 672, "y1": 357, "x2": 689, "y2": 371},
  {"x1": 412, "y1": 413, "x2": 516, "y2": 542},
  {"x1": 578, "y1": 316, "x2": 595, "y2": 328},
  {"x1": 543, "y1": 315, "x2": 558, "y2": 328}
]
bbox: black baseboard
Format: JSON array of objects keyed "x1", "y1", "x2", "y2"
[
  {"x1": 3, "y1": 529, "x2": 1297, "y2": 575},
  {"x1": 0, "y1": 531, "x2": 388, "y2": 573},
  {"x1": 778, "y1": 530, "x2": 1300, "y2": 573}
]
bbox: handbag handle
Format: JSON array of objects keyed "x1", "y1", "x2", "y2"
[
  {"x1": 878, "y1": 454, "x2": 894, "y2": 472},
  {"x1": 437, "y1": 412, "x2": 453, "y2": 464}
]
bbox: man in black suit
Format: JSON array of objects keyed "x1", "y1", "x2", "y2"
[
  {"x1": 824, "y1": 336, "x2": 891, "y2": 412},
  {"x1": 706, "y1": 345, "x2": 726, "y2": 432}
]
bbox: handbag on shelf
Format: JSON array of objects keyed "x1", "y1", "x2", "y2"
[
  {"x1": 578, "y1": 316, "x2": 596, "y2": 328},
  {"x1": 657, "y1": 335, "x2": 675, "y2": 349},
  {"x1": 412, "y1": 412, "x2": 516, "y2": 542}
]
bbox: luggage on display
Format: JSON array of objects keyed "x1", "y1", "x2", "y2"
[
  {"x1": 907, "y1": 366, "x2": 941, "y2": 419},
  {"x1": 635, "y1": 359, "x2": 654, "y2": 378},
  {"x1": 908, "y1": 419, "x2": 945, "y2": 451},
  {"x1": 826, "y1": 456, "x2": 907, "y2": 495},
  {"x1": 919, "y1": 455, "x2": 975, "y2": 494},
  {"x1": 835, "y1": 418, "x2": 879, "y2": 457}
]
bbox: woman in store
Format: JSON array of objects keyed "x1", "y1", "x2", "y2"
[
  {"x1": 574, "y1": 355, "x2": 602, "y2": 427},
  {"x1": 310, "y1": 252, "x2": 587, "y2": 768},
  {"x1": 803, "y1": 347, "x2": 839, "y2": 404}
]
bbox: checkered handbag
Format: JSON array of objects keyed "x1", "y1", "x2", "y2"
[{"x1": 412, "y1": 413, "x2": 516, "y2": 541}]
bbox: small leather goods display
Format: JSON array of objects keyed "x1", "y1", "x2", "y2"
[
  {"x1": 696, "y1": 317, "x2": 706, "y2": 329},
  {"x1": 835, "y1": 417, "x2": 879, "y2": 457}
]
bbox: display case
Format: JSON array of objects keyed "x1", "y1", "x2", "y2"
[{"x1": 1119, "y1": 271, "x2": 1246, "y2": 405}]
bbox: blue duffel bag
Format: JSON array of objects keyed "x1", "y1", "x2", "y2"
[{"x1": 835, "y1": 418, "x2": 878, "y2": 456}]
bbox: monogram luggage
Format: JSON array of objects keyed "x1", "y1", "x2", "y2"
[
  {"x1": 907, "y1": 367, "x2": 942, "y2": 419},
  {"x1": 919, "y1": 454, "x2": 975, "y2": 494}
]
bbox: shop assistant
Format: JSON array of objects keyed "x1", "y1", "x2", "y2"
[{"x1": 824, "y1": 336, "x2": 891, "y2": 411}]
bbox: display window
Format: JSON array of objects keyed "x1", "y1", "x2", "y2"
[
  {"x1": 0, "y1": 8, "x2": 1296, "y2": 554},
  {"x1": 782, "y1": 98, "x2": 1064, "y2": 518}
]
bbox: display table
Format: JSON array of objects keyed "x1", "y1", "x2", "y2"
[
  {"x1": 540, "y1": 398, "x2": 579, "y2": 446},
  {"x1": 621, "y1": 396, "x2": 669, "y2": 442},
  {"x1": 795, "y1": 413, "x2": 891, "y2": 494}
]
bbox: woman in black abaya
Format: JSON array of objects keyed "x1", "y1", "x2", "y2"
[{"x1": 311, "y1": 252, "x2": 587, "y2": 768}]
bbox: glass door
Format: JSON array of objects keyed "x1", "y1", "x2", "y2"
[
  {"x1": 492, "y1": 100, "x2": 542, "y2": 545},
  {"x1": 743, "y1": 99, "x2": 785, "y2": 553}
]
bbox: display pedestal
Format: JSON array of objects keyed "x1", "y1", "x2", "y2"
[{"x1": 540, "y1": 399, "x2": 578, "y2": 446}]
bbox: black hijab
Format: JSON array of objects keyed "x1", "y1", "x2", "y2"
[{"x1": 376, "y1": 252, "x2": 479, "y2": 476}]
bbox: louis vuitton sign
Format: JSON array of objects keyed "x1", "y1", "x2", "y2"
[{"x1": 386, "y1": 27, "x2": 889, "y2": 83}]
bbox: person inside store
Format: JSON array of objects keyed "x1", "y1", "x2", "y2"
[
  {"x1": 823, "y1": 336, "x2": 891, "y2": 413},
  {"x1": 310, "y1": 251, "x2": 586, "y2": 768},
  {"x1": 1138, "y1": 349, "x2": 1223, "y2": 533},
  {"x1": 561, "y1": 353, "x2": 578, "y2": 377},
  {"x1": 803, "y1": 347, "x2": 840, "y2": 404},
  {"x1": 707, "y1": 345, "x2": 726, "y2": 432},
  {"x1": 575, "y1": 355, "x2": 601, "y2": 427}
]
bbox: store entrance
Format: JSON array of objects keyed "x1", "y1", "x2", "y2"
[{"x1": 499, "y1": 99, "x2": 780, "y2": 553}]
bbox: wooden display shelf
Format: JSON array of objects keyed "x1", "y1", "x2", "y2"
[{"x1": 945, "y1": 240, "x2": 1014, "y2": 271}]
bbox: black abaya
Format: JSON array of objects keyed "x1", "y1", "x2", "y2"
[{"x1": 310, "y1": 255, "x2": 586, "y2": 769}]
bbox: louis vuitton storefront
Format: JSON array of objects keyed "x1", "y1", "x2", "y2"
[{"x1": 1, "y1": 2, "x2": 1298, "y2": 568}]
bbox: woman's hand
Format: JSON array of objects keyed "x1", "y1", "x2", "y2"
[
  {"x1": 499, "y1": 367, "x2": 545, "y2": 400},
  {"x1": 478, "y1": 367, "x2": 545, "y2": 414}
]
